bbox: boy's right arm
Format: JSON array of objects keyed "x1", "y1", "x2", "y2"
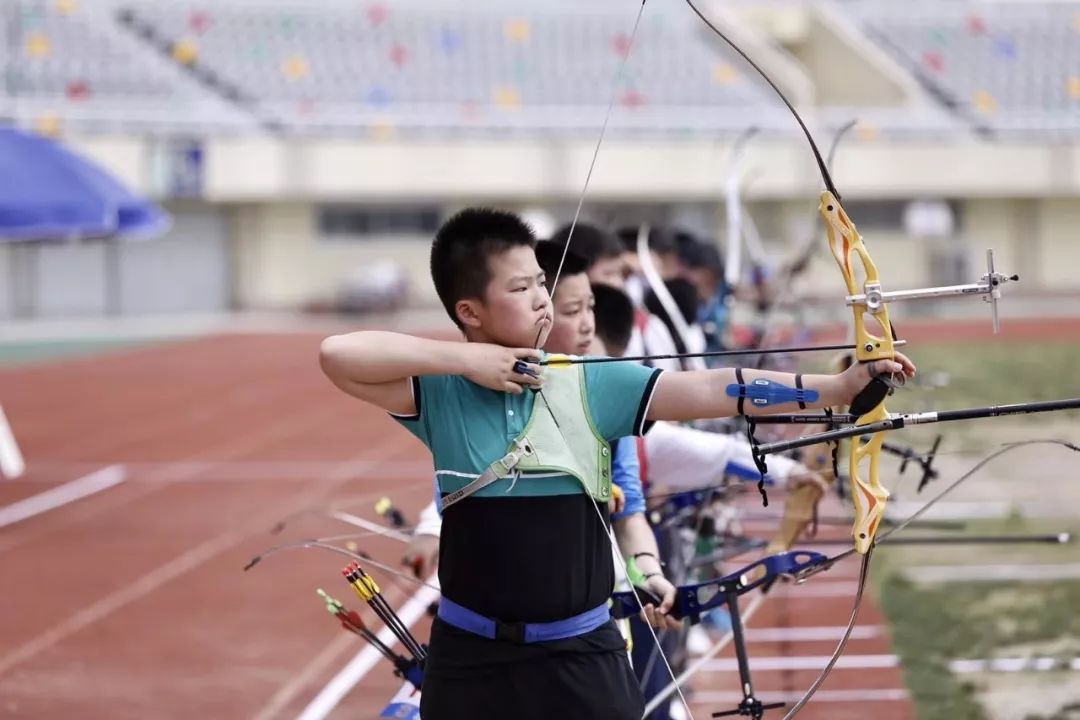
[{"x1": 319, "y1": 331, "x2": 542, "y2": 413}]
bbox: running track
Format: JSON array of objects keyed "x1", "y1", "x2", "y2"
[{"x1": 15, "y1": 323, "x2": 1065, "y2": 718}]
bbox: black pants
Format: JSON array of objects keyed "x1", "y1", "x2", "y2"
[{"x1": 420, "y1": 618, "x2": 645, "y2": 720}]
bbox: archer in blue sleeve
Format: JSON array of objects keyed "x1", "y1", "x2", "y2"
[{"x1": 611, "y1": 436, "x2": 646, "y2": 521}]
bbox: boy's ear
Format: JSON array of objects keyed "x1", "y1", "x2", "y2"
[{"x1": 455, "y1": 298, "x2": 484, "y2": 329}]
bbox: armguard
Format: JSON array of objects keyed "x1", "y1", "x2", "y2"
[{"x1": 726, "y1": 375, "x2": 819, "y2": 409}]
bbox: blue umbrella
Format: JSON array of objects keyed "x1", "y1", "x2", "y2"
[{"x1": 0, "y1": 126, "x2": 170, "y2": 242}]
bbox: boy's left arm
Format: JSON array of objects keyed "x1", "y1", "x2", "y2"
[
  {"x1": 612, "y1": 513, "x2": 681, "y2": 631},
  {"x1": 646, "y1": 354, "x2": 916, "y2": 423},
  {"x1": 610, "y1": 437, "x2": 680, "y2": 629}
]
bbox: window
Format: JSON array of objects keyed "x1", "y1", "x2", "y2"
[
  {"x1": 843, "y1": 199, "x2": 964, "y2": 234},
  {"x1": 318, "y1": 206, "x2": 441, "y2": 238}
]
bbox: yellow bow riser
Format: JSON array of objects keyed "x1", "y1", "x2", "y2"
[{"x1": 819, "y1": 190, "x2": 894, "y2": 554}]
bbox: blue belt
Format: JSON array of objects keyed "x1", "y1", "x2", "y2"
[{"x1": 438, "y1": 597, "x2": 610, "y2": 643}]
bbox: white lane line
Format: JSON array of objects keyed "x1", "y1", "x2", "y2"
[
  {"x1": 0, "y1": 457, "x2": 418, "y2": 677},
  {"x1": 0, "y1": 515, "x2": 249, "y2": 676},
  {"x1": 744, "y1": 625, "x2": 884, "y2": 643},
  {"x1": 701, "y1": 653, "x2": 899, "y2": 672},
  {"x1": 693, "y1": 688, "x2": 909, "y2": 704},
  {"x1": 907, "y1": 563, "x2": 1080, "y2": 583},
  {"x1": 295, "y1": 575, "x2": 441, "y2": 720},
  {"x1": 251, "y1": 633, "x2": 359, "y2": 720},
  {"x1": 3, "y1": 460, "x2": 434, "y2": 483},
  {"x1": 0, "y1": 465, "x2": 126, "y2": 529},
  {"x1": 770, "y1": 581, "x2": 861, "y2": 598},
  {"x1": 950, "y1": 657, "x2": 1080, "y2": 673},
  {"x1": 0, "y1": 404, "x2": 25, "y2": 479}
]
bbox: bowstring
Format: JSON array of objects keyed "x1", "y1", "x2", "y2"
[
  {"x1": 542, "y1": 0, "x2": 649, "y2": 316},
  {"x1": 537, "y1": 3, "x2": 699, "y2": 717}
]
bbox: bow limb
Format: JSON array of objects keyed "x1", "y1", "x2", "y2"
[
  {"x1": 636, "y1": 224, "x2": 702, "y2": 369},
  {"x1": 753, "y1": 120, "x2": 858, "y2": 354},
  {"x1": 723, "y1": 127, "x2": 758, "y2": 302},
  {"x1": 244, "y1": 538, "x2": 441, "y2": 593},
  {"x1": 610, "y1": 550, "x2": 827, "y2": 622}
]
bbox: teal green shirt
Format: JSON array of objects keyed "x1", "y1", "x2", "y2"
[
  {"x1": 393, "y1": 356, "x2": 661, "y2": 500},
  {"x1": 391, "y1": 354, "x2": 663, "y2": 623}
]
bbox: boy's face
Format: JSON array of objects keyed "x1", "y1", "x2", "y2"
[
  {"x1": 688, "y1": 267, "x2": 720, "y2": 303},
  {"x1": 656, "y1": 250, "x2": 680, "y2": 280},
  {"x1": 457, "y1": 246, "x2": 553, "y2": 348},
  {"x1": 588, "y1": 256, "x2": 628, "y2": 290},
  {"x1": 543, "y1": 272, "x2": 595, "y2": 356}
]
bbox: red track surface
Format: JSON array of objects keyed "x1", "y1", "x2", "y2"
[{"x1": 0, "y1": 334, "x2": 914, "y2": 719}]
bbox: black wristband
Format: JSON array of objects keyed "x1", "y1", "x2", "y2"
[{"x1": 735, "y1": 367, "x2": 747, "y2": 416}]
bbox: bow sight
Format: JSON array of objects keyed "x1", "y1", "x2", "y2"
[{"x1": 846, "y1": 249, "x2": 1019, "y2": 335}]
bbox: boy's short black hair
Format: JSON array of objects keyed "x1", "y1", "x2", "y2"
[
  {"x1": 674, "y1": 229, "x2": 708, "y2": 268},
  {"x1": 645, "y1": 278, "x2": 700, "y2": 327},
  {"x1": 534, "y1": 240, "x2": 590, "y2": 292},
  {"x1": 615, "y1": 226, "x2": 678, "y2": 256},
  {"x1": 592, "y1": 284, "x2": 635, "y2": 356},
  {"x1": 684, "y1": 241, "x2": 724, "y2": 275},
  {"x1": 648, "y1": 278, "x2": 699, "y2": 325},
  {"x1": 430, "y1": 208, "x2": 537, "y2": 329},
  {"x1": 645, "y1": 278, "x2": 700, "y2": 354},
  {"x1": 548, "y1": 223, "x2": 625, "y2": 266}
]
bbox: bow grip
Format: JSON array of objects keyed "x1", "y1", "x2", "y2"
[{"x1": 849, "y1": 374, "x2": 892, "y2": 417}]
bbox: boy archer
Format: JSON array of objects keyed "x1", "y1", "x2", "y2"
[{"x1": 320, "y1": 208, "x2": 915, "y2": 720}]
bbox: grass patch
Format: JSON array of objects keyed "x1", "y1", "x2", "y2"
[
  {"x1": 804, "y1": 339, "x2": 1080, "y2": 416},
  {"x1": 874, "y1": 563, "x2": 1080, "y2": 720},
  {"x1": 896, "y1": 341, "x2": 1080, "y2": 412},
  {"x1": 876, "y1": 516, "x2": 1080, "y2": 569},
  {"x1": 802, "y1": 340, "x2": 1080, "y2": 454},
  {"x1": 877, "y1": 573, "x2": 988, "y2": 720},
  {"x1": 810, "y1": 339, "x2": 1080, "y2": 716}
]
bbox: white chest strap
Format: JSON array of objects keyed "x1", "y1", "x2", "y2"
[{"x1": 439, "y1": 437, "x2": 534, "y2": 510}]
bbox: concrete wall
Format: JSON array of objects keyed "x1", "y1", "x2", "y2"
[
  {"x1": 1037, "y1": 199, "x2": 1080, "y2": 291},
  {"x1": 195, "y1": 137, "x2": 1080, "y2": 203},
  {"x1": 44, "y1": 135, "x2": 1080, "y2": 314},
  {"x1": 64, "y1": 134, "x2": 1080, "y2": 203},
  {"x1": 229, "y1": 202, "x2": 437, "y2": 310}
]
